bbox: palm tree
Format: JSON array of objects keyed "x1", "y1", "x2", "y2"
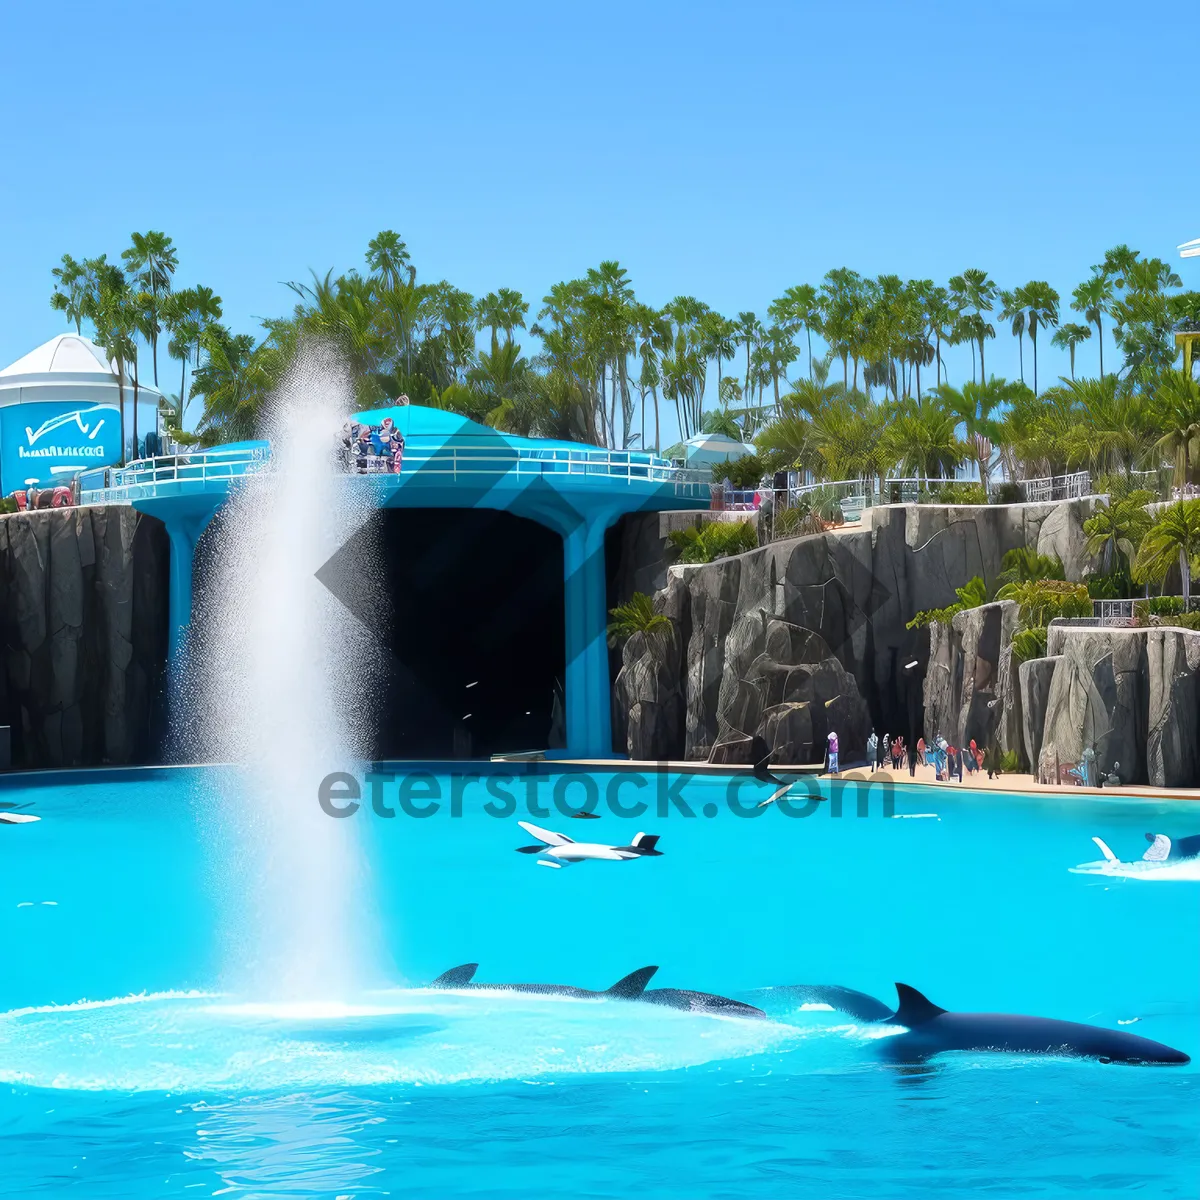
[
  {"x1": 880, "y1": 396, "x2": 968, "y2": 489},
  {"x1": 997, "y1": 289, "x2": 1027, "y2": 383},
  {"x1": 1152, "y1": 370, "x2": 1200, "y2": 488},
  {"x1": 948, "y1": 269, "x2": 998, "y2": 380},
  {"x1": 769, "y1": 284, "x2": 821, "y2": 379},
  {"x1": 1071, "y1": 273, "x2": 1113, "y2": 378},
  {"x1": 50, "y1": 254, "x2": 89, "y2": 333},
  {"x1": 1084, "y1": 491, "x2": 1153, "y2": 577},
  {"x1": 90, "y1": 263, "x2": 135, "y2": 463},
  {"x1": 121, "y1": 231, "x2": 178, "y2": 386},
  {"x1": 1017, "y1": 281, "x2": 1060, "y2": 395},
  {"x1": 925, "y1": 285, "x2": 956, "y2": 388},
  {"x1": 931, "y1": 377, "x2": 1012, "y2": 489},
  {"x1": 1051, "y1": 323, "x2": 1092, "y2": 380},
  {"x1": 366, "y1": 230, "x2": 413, "y2": 289},
  {"x1": 698, "y1": 312, "x2": 737, "y2": 417},
  {"x1": 1134, "y1": 500, "x2": 1200, "y2": 604},
  {"x1": 734, "y1": 312, "x2": 762, "y2": 401}
]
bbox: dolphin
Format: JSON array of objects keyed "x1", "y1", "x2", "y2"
[
  {"x1": 1071, "y1": 833, "x2": 1200, "y2": 880},
  {"x1": 429, "y1": 965, "x2": 765, "y2": 1018},
  {"x1": 807, "y1": 982, "x2": 1190, "y2": 1065},
  {"x1": 514, "y1": 821, "x2": 662, "y2": 868},
  {"x1": 641, "y1": 988, "x2": 766, "y2": 1019},
  {"x1": 429, "y1": 963, "x2": 658, "y2": 1000},
  {"x1": 745, "y1": 983, "x2": 895, "y2": 1022}
]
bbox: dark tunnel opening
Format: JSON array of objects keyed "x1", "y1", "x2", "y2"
[{"x1": 370, "y1": 508, "x2": 565, "y2": 759}]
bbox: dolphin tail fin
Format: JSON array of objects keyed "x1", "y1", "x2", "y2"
[
  {"x1": 632, "y1": 833, "x2": 661, "y2": 853},
  {"x1": 515, "y1": 845, "x2": 546, "y2": 854},
  {"x1": 606, "y1": 966, "x2": 658, "y2": 998},
  {"x1": 432, "y1": 963, "x2": 478, "y2": 987},
  {"x1": 1092, "y1": 836, "x2": 1120, "y2": 863},
  {"x1": 888, "y1": 983, "x2": 947, "y2": 1027}
]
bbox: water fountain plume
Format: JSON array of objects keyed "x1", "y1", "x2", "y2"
[{"x1": 180, "y1": 342, "x2": 384, "y2": 1000}]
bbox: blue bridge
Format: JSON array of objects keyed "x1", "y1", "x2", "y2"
[{"x1": 78, "y1": 405, "x2": 712, "y2": 758}]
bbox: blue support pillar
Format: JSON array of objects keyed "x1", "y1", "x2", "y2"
[
  {"x1": 561, "y1": 513, "x2": 618, "y2": 759},
  {"x1": 157, "y1": 509, "x2": 215, "y2": 667}
]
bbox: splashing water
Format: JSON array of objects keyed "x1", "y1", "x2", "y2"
[{"x1": 180, "y1": 344, "x2": 383, "y2": 1000}]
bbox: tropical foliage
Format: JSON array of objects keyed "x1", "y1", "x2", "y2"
[
  {"x1": 667, "y1": 520, "x2": 758, "y2": 564},
  {"x1": 606, "y1": 592, "x2": 674, "y2": 649},
  {"x1": 49, "y1": 236, "x2": 1200, "y2": 476}
]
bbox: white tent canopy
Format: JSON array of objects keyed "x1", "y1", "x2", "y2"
[{"x1": 680, "y1": 432, "x2": 755, "y2": 468}]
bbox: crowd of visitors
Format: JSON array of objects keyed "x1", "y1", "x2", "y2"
[
  {"x1": 341, "y1": 415, "x2": 406, "y2": 474},
  {"x1": 867, "y1": 729, "x2": 999, "y2": 782}
]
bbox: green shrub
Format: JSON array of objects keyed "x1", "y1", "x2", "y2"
[
  {"x1": 711, "y1": 454, "x2": 764, "y2": 490},
  {"x1": 907, "y1": 576, "x2": 990, "y2": 629},
  {"x1": 1138, "y1": 595, "x2": 1186, "y2": 617},
  {"x1": 992, "y1": 481, "x2": 1025, "y2": 504},
  {"x1": 607, "y1": 592, "x2": 673, "y2": 648},
  {"x1": 1086, "y1": 572, "x2": 1130, "y2": 599},
  {"x1": 774, "y1": 505, "x2": 824, "y2": 539},
  {"x1": 996, "y1": 578, "x2": 1090, "y2": 626},
  {"x1": 668, "y1": 519, "x2": 758, "y2": 564},
  {"x1": 932, "y1": 481, "x2": 988, "y2": 505},
  {"x1": 1011, "y1": 626, "x2": 1048, "y2": 663},
  {"x1": 0, "y1": 497, "x2": 17, "y2": 515},
  {"x1": 999, "y1": 749, "x2": 1021, "y2": 774}
]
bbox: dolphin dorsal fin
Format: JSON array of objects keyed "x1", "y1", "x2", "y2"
[
  {"x1": 607, "y1": 966, "x2": 658, "y2": 997},
  {"x1": 889, "y1": 983, "x2": 947, "y2": 1026},
  {"x1": 432, "y1": 963, "x2": 478, "y2": 987}
]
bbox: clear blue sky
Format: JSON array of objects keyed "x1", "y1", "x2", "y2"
[{"x1": 2, "y1": 0, "x2": 1197, "y2": 444}]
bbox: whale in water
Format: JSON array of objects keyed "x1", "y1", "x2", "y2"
[
  {"x1": 429, "y1": 964, "x2": 765, "y2": 1018},
  {"x1": 429, "y1": 963, "x2": 657, "y2": 999},
  {"x1": 746, "y1": 983, "x2": 895, "y2": 1022},
  {"x1": 802, "y1": 982, "x2": 1190, "y2": 1064}
]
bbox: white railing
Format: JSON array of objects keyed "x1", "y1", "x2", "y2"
[
  {"x1": 1019, "y1": 469, "x2": 1092, "y2": 504},
  {"x1": 1092, "y1": 599, "x2": 1136, "y2": 627},
  {"x1": 77, "y1": 442, "x2": 712, "y2": 505}
]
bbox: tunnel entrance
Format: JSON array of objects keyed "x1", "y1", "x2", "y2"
[{"x1": 371, "y1": 508, "x2": 565, "y2": 759}]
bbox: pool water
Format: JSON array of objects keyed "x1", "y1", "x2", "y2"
[{"x1": 1, "y1": 767, "x2": 1197, "y2": 1197}]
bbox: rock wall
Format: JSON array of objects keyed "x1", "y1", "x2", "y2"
[
  {"x1": 0, "y1": 507, "x2": 168, "y2": 768},
  {"x1": 1018, "y1": 655, "x2": 1058, "y2": 770},
  {"x1": 1030, "y1": 625, "x2": 1200, "y2": 787},
  {"x1": 923, "y1": 600, "x2": 1022, "y2": 756},
  {"x1": 610, "y1": 499, "x2": 1100, "y2": 762}
]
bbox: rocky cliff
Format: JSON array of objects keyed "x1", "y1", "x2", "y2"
[
  {"x1": 1019, "y1": 625, "x2": 1200, "y2": 788},
  {"x1": 611, "y1": 498, "x2": 1101, "y2": 763},
  {"x1": 0, "y1": 507, "x2": 168, "y2": 768}
]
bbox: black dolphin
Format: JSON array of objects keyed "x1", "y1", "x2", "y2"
[
  {"x1": 429, "y1": 965, "x2": 764, "y2": 1018},
  {"x1": 796, "y1": 982, "x2": 1190, "y2": 1065},
  {"x1": 641, "y1": 988, "x2": 766, "y2": 1019},
  {"x1": 429, "y1": 963, "x2": 657, "y2": 1000}
]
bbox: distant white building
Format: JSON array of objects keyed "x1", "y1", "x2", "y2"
[{"x1": 0, "y1": 334, "x2": 162, "y2": 493}]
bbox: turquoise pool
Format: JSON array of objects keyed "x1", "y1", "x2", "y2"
[{"x1": 1, "y1": 767, "x2": 1197, "y2": 1197}]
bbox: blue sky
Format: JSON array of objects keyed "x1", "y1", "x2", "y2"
[{"x1": 2, "y1": 0, "x2": 1197, "y2": 444}]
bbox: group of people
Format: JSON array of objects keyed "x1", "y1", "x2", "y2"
[
  {"x1": 868, "y1": 730, "x2": 999, "y2": 781},
  {"x1": 341, "y1": 415, "x2": 406, "y2": 475}
]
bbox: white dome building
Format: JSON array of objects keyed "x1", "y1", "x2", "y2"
[{"x1": 0, "y1": 333, "x2": 163, "y2": 494}]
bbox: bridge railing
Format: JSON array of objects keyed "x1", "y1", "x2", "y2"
[{"x1": 77, "y1": 442, "x2": 712, "y2": 505}]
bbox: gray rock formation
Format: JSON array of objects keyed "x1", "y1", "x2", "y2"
[
  {"x1": 612, "y1": 625, "x2": 685, "y2": 760},
  {"x1": 709, "y1": 612, "x2": 870, "y2": 764},
  {"x1": 1037, "y1": 626, "x2": 1200, "y2": 787},
  {"x1": 0, "y1": 507, "x2": 168, "y2": 768},
  {"x1": 1018, "y1": 655, "x2": 1059, "y2": 770},
  {"x1": 611, "y1": 499, "x2": 1100, "y2": 761},
  {"x1": 923, "y1": 600, "x2": 1021, "y2": 756}
]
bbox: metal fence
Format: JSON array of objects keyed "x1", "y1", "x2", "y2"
[
  {"x1": 1018, "y1": 470, "x2": 1092, "y2": 504},
  {"x1": 78, "y1": 442, "x2": 713, "y2": 506}
]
